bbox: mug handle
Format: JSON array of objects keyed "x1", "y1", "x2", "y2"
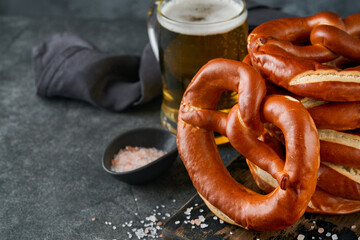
[{"x1": 147, "y1": 0, "x2": 160, "y2": 61}]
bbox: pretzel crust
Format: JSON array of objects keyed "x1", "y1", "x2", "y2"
[{"x1": 177, "y1": 59, "x2": 320, "y2": 231}]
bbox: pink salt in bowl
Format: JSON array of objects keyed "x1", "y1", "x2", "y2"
[{"x1": 102, "y1": 128, "x2": 178, "y2": 184}]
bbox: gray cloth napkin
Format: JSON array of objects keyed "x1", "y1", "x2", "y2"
[
  {"x1": 32, "y1": 32, "x2": 161, "y2": 111},
  {"x1": 31, "y1": 1, "x2": 294, "y2": 112}
]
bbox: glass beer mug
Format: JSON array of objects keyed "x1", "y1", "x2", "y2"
[{"x1": 148, "y1": 0, "x2": 248, "y2": 144}]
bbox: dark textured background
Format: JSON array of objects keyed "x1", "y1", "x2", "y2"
[{"x1": 0, "y1": 0, "x2": 358, "y2": 19}]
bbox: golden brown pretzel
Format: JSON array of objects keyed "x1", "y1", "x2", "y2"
[
  {"x1": 248, "y1": 12, "x2": 360, "y2": 102},
  {"x1": 248, "y1": 160, "x2": 360, "y2": 214},
  {"x1": 247, "y1": 133, "x2": 360, "y2": 214},
  {"x1": 177, "y1": 59, "x2": 320, "y2": 231},
  {"x1": 301, "y1": 99, "x2": 360, "y2": 131},
  {"x1": 318, "y1": 129, "x2": 360, "y2": 168}
]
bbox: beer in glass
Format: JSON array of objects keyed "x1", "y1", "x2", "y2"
[{"x1": 148, "y1": 0, "x2": 248, "y2": 144}]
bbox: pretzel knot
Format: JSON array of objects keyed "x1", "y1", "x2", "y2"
[
  {"x1": 177, "y1": 59, "x2": 320, "y2": 231},
  {"x1": 248, "y1": 12, "x2": 360, "y2": 102}
]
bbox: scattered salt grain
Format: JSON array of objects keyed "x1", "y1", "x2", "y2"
[
  {"x1": 91, "y1": 217, "x2": 96, "y2": 221},
  {"x1": 297, "y1": 234, "x2": 305, "y2": 240},
  {"x1": 111, "y1": 146, "x2": 166, "y2": 172},
  {"x1": 332, "y1": 234, "x2": 338, "y2": 240},
  {"x1": 146, "y1": 215, "x2": 157, "y2": 222},
  {"x1": 326, "y1": 232, "x2": 331, "y2": 237},
  {"x1": 184, "y1": 207, "x2": 193, "y2": 215},
  {"x1": 351, "y1": 225, "x2": 357, "y2": 229},
  {"x1": 175, "y1": 220, "x2": 180, "y2": 225},
  {"x1": 230, "y1": 232, "x2": 233, "y2": 235},
  {"x1": 213, "y1": 216, "x2": 218, "y2": 220},
  {"x1": 200, "y1": 223, "x2": 208, "y2": 228},
  {"x1": 219, "y1": 219, "x2": 224, "y2": 224},
  {"x1": 113, "y1": 226, "x2": 116, "y2": 230},
  {"x1": 199, "y1": 209, "x2": 204, "y2": 213},
  {"x1": 194, "y1": 219, "x2": 202, "y2": 226}
]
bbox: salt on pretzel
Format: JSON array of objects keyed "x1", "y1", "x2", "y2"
[
  {"x1": 177, "y1": 59, "x2": 320, "y2": 231},
  {"x1": 248, "y1": 12, "x2": 360, "y2": 102},
  {"x1": 247, "y1": 133, "x2": 360, "y2": 214}
]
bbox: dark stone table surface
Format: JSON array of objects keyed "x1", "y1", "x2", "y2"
[{"x1": 0, "y1": 15, "x2": 238, "y2": 239}]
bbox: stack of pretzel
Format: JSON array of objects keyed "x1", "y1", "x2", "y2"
[
  {"x1": 247, "y1": 11, "x2": 360, "y2": 215},
  {"x1": 177, "y1": 11, "x2": 360, "y2": 231}
]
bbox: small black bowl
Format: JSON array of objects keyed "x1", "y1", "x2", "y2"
[{"x1": 102, "y1": 128, "x2": 178, "y2": 184}]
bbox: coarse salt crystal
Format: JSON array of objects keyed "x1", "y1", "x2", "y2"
[
  {"x1": 198, "y1": 215, "x2": 205, "y2": 222},
  {"x1": 175, "y1": 220, "x2": 180, "y2": 225},
  {"x1": 297, "y1": 234, "x2": 305, "y2": 240},
  {"x1": 146, "y1": 215, "x2": 157, "y2": 222},
  {"x1": 111, "y1": 146, "x2": 166, "y2": 172},
  {"x1": 194, "y1": 219, "x2": 202, "y2": 226},
  {"x1": 200, "y1": 223, "x2": 208, "y2": 228},
  {"x1": 326, "y1": 232, "x2": 331, "y2": 237},
  {"x1": 184, "y1": 207, "x2": 192, "y2": 215},
  {"x1": 332, "y1": 234, "x2": 338, "y2": 240}
]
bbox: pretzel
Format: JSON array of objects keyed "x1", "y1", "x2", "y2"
[
  {"x1": 248, "y1": 160, "x2": 360, "y2": 214},
  {"x1": 247, "y1": 133, "x2": 360, "y2": 214},
  {"x1": 265, "y1": 124, "x2": 360, "y2": 168},
  {"x1": 301, "y1": 99, "x2": 360, "y2": 131},
  {"x1": 248, "y1": 12, "x2": 360, "y2": 102},
  {"x1": 243, "y1": 58, "x2": 360, "y2": 131},
  {"x1": 177, "y1": 59, "x2": 320, "y2": 231},
  {"x1": 318, "y1": 129, "x2": 360, "y2": 168}
]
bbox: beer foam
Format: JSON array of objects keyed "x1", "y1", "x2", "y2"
[{"x1": 158, "y1": 0, "x2": 247, "y2": 35}]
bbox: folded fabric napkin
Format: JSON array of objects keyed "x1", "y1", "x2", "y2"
[
  {"x1": 32, "y1": 1, "x2": 294, "y2": 112},
  {"x1": 32, "y1": 32, "x2": 161, "y2": 111}
]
